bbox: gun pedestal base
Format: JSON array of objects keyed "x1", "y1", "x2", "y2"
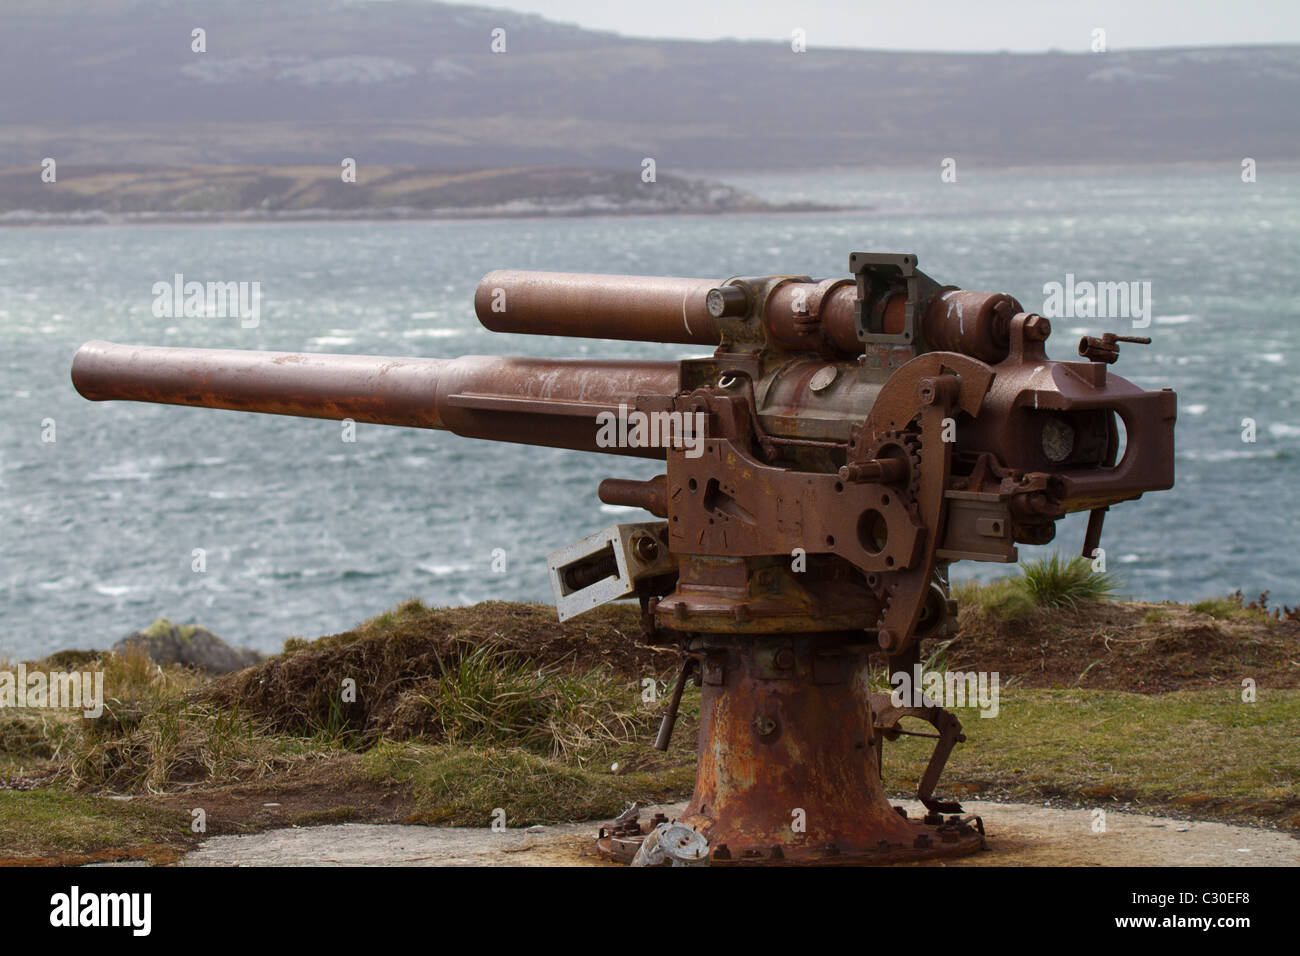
[{"x1": 597, "y1": 632, "x2": 986, "y2": 865}]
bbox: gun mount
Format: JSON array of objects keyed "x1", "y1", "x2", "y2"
[{"x1": 72, "y1": 252, "x2": 1176, "y2": 865}]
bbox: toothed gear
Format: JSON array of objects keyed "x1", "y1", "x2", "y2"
[
  {"x1": 858, "y1": 429, "x2": 923, "y2": 505},
  {"x1": 851, "y1": 428, "x2": 924, "y2": 633}
]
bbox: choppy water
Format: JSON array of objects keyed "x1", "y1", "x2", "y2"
[{"x1": 2, "y1": 167, "x2": 1298, "y2": 658}]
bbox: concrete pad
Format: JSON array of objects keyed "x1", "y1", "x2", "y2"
[{"x1": 179, "y1": 799, "x2": 1300, "y2": 866}]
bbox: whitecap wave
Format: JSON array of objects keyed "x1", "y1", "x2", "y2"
[{"x1": 402, "y1": 328, "x2": 461, "y2": 339}]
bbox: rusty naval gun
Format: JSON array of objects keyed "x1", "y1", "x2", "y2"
[{"x1": 71, "y1": 252, "x2": 1176, "y2": 865}]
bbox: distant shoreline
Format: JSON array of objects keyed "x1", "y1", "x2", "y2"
[
  {"x1": 0, "y1": 202, "x2": 855, "y2": 229},
  {"x1": 0, "y1": 163, "x2": 848, "y2": 228},
  {"x1": 5, "y1": 158, "x2": 1295, "y2": 228}
]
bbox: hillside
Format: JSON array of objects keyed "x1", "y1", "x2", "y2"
[{"x1": 0, "y1": 0, "x2": 1296, "y2": 171}]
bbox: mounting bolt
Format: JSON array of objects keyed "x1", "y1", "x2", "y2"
[{"x1": 1024, "y1": 313, "x2": 1051, "y2": 341}]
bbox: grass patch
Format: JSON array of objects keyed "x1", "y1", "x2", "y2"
[
  {"x1": 954, "y1": 576, "x2": 1038, "y2": 622},
  {"x1": 15, "y1": 604, "x2": 689, "y2": 809},
  {"x1": 0, "y1": 711, "x2": 66, "y2": 765},
  {"x1": 1021, "y1": 553, "x2": 1120, "y2": 608},
  {"x1": 207, "y1": 599, "x2": 671, "y2": 743},
  {"x1": 363, "y1": 741, "x2": 695, "y2": 827},
  {"x1": 420, "y1": 644, "x2": 653, "y2": 764},
  {"x1": 1190, "y1": 593, "x2": 1274, "y2": 624},
  {"x1": 38, "y1": 643, "x2": 342, "y2": 793},
  {"x1": 0, "y1": 790, "x2": 189, "y2": 860},
  {"x1": 881, "y1": 687, "x2": 1300, "y2": 829},
  {"x1": 954, "y1": 552, "x2": 1120, "y2": 623},
  {"x1": 61, "y1": 698, "x2": 341, "y2": 793}
]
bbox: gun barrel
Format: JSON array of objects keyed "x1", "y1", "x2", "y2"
[
  {"x1": 475, "y1": 269, "x2": 1020, "y2": 361},
  {"x1": 477, "y1": 269, "x2": 884, "y2": 354},
  {"x1": 476, "y1": 270, "x2": 724, "y2": 346},
  {"x1": 71, "y1": 341, "x2": 678, "y2": 457}
]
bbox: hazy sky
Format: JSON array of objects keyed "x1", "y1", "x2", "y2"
[{"x1": 475, "y1": 0, "x2": 1300, "y2": 52}]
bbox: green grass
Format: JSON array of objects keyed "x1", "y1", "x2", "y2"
[
  {"x1": 0, "y1": 790, "x2": 189, "y2": 859},
  {"x1": 1020, "y1": 553, "x2": 1120, "y2": 608},
  {"x1": 62, "y1": 699, "x2": 345, "y2": 793},
  {"x1": 1189, "y1": 594, "x2": 1273, "y2": 623},
  {"x1": 954, "y1": 576, "x2": 1039, "y2": 621},
  {"x1": 955, "y1": 552, "x2": 1120, "y2": 621},
  {"x1": 283, "y1": 596, "x2": 431, "y2": 655},
  {"x1": 421, "y1": 644, "x2": 650, "y2": 764},
  {"x1": 42, "y1": 643, "x2": 342, "y2": 793},
  {"x1": 362, "y1": 741, "x2": 695, "y2": 828},
  {"x1": 881, "y1": 687, "x2": 1300, "y2": 827},
  {"x1": 19, "y1": 613, "x2": 684, "y2": 800},
  {"x1": 359, "y1": 642, "x2": 698, "y2": 824},
  {"x1": 139, "y1": 618, "x2": 199, "y2": 641}
]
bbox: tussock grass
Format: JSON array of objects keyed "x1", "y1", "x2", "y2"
[
  {"x1": 954, "y1": 576, "x2": 1038, "y2": 622},
  {"x1": 210, "y1": 598, "x2": 669, "y2": 743},
  {"x1": 1020, "y1": 553, "x2": 1120, "y2": 608},
  {"x1": 41, "y1": 605, "x2": 679, "y2": 796},
  {"x1": 61, "y1": 698, "x2": 336, "y2": 794},
  {"x1": 0, "y1": 711, "x2": 70, "y2": 779},
  {"x1": 422, "y1": 644, "x2": 652, "y2": 764},
  {"x1": 46, "y1": 643, "x2": 337, "y2": 794},
  {"x1": 955, "y1": 553, "x2": 1119, "y2": 622}
]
